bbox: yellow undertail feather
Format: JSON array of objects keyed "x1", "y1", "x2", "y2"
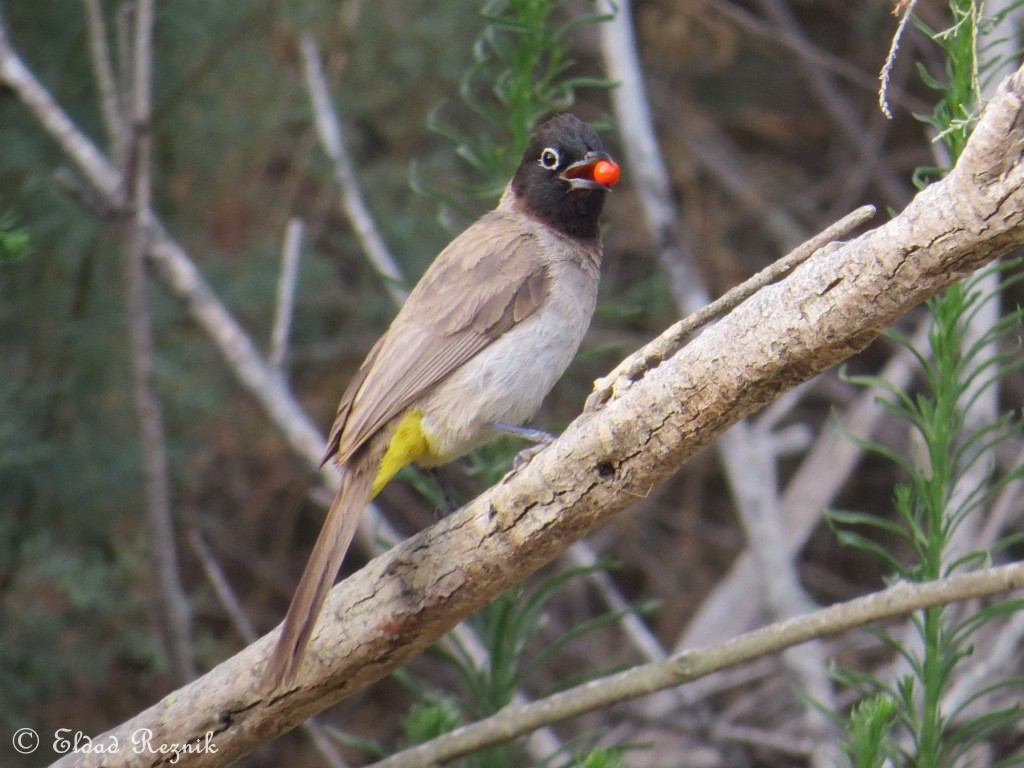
[{"x1": 371, "y1": 409, "x2": 433, "y2": 497}]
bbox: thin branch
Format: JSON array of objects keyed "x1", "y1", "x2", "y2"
[
  {"x1": 879, "y1": 0, "x2": 922, "y2": 119},
  {"x1": 188, "y1": 528, "x2": 258, "y2": 642},
  {"x1": 82, "y1": 0, "x2": 125, "y2": 158},
  {"x1": 122, "y1": 0, "x2": 195, "y2": 683},
  {"x1": 586, "y1": 205, "x2": 875, "y2": 412},
  {"x1": 115, "y1": 3, "x2": 132, "y2": 132},
  {"x1": 369, "y1": 563, "x2": 1024, "y2": 768},
  {"x1": 566, "y1": 542, "x2": 668, "y2": 663},
  {"x1": 126, "y1": 220, "x2": 196, "y2": 684},
  {"x1": 269, "y1": 218, "x2": 304, "y2": 375},
  {"x1": 710, "y1": 722, "x2": 818, "y2": 760},
  {"x1": 298, "y1": 33, "x2": 407, "y2": 305},
  {"x1": 598, "y1": 0, "x2": 707, "y2": 315},
  {"x1": 719, "y1": 422, "x2": 838, "y2": 747}
]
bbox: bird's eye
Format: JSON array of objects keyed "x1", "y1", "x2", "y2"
[{"x1": 539, "y1": 147, "x2": 561, "y2": 170}]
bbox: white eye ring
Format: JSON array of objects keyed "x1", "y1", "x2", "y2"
[{"x1": 539, "y1": 147, "x2": 560, "y2": 170}]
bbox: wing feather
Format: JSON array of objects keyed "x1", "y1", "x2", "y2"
[{"x1": 323, "y1": 211, "x2": 550, "y2": 466}]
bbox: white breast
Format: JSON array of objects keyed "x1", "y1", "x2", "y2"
[{"x1": 419, "y1": 233, "x2": 600, "y2": 463}]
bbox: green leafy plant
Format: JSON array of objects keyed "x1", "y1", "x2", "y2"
[
  {"x1": 413, "y1": 0, "x2": 615, "y2": 216},
  {"x1": 840, "y1": 695, "x2": 899, "y2": 768},
  {"x1": 0, "y1": 212, "x2": 30, "y2": 264},
  {"x1": 418, "y1": 562, "x2": 651, "y2": 767},
  {"x1": 831, "y1": 2, "x2": 1024, "y2": 765},
  {"x1": 832, "y1": 261, "x2": 1024, "y2": 766}
]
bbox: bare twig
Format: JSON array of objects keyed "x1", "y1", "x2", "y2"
[
  {"x1": 880, "y1": 0, "x2": 922, "y2": 119},
  {"x1": 122, "y1": 0, "x2": 195, "y2": 683},
  {"x1": 270, "y1": 218, "x2": 304, "y2": 375},
  {"x1": 115, "y1": 3, "x2": 132, "y2": 130},
  {"x1": 710, "y1": 722, "x2": 818, "y2": 759},
  {"x1": 567, "y1": 542, "x2": 668, "y2": 663},
  {"x1": 82, "y1": 0, "x2": 125, "y2": 158},
  {"x1": 598, "y1": 0, "x2": 706, "y2": 315},
  {"x1": 369, "y1": 563, "x2": 1024, "y2": 768},
  {"x1": 299, "y1": 33, "x2": 407, "y2": 305},
  {"x1": 188, "y1": 529, "x2": 258, "y2": 643}
]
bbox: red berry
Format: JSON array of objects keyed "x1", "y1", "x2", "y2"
[{"x1": 593, "y1": 160, "x2": 620, "y2": 187}]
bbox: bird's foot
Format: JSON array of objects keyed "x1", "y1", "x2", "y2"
[
  {"x1": 489, "y1": 422, "x2": 557, "y2": 470},
  {"x1": 511, "y1": 441, "x2": 551, "y2": 470},
  {"x1": 426, "y1": 468, "x2": 459, "y2": 515}
]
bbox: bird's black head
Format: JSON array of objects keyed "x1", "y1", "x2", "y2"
[{"x1": 510, "y1": 114, "x2": 619, "y2": 240}]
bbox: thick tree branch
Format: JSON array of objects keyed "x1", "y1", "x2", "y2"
[{"x1": 43, "y1": 63, "x2": 1024, "y2": 767}]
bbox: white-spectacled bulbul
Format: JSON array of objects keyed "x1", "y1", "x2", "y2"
[{"x1": 264, "y1": 113, "x2": 620, "y2": 688}]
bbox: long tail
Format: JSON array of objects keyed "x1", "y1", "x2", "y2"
[{"x1": 262, "y1": 451, "x2": 376, "y2": 690}]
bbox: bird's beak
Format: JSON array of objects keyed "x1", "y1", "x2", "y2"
[{"x1": 560, "y1": 151, "x2": 620, "y2": 191}]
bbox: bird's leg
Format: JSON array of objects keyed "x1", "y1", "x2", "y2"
[
  {"x1": 489, "y1": 421, "x2": 557, "y2": 470},
  {"x1": 426, "y1": 467, "x2": 459, "y2": 516}
]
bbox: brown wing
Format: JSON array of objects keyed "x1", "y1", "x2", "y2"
[{"x1": 322, "y1": 211, "x2": 550, "y2": 467}]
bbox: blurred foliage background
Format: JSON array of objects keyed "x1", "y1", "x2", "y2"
[{"x1": 2, "y1": 0, "x2": 1023, "y2": 766}]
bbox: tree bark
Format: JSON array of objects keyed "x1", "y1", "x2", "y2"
[{"x1": 49, "y1": 63, "x2": 1024, "y2": 768}]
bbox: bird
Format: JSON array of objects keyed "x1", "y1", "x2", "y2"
[{"x1": 263, "y1": 113, "x2": 620, "y2": 688}]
